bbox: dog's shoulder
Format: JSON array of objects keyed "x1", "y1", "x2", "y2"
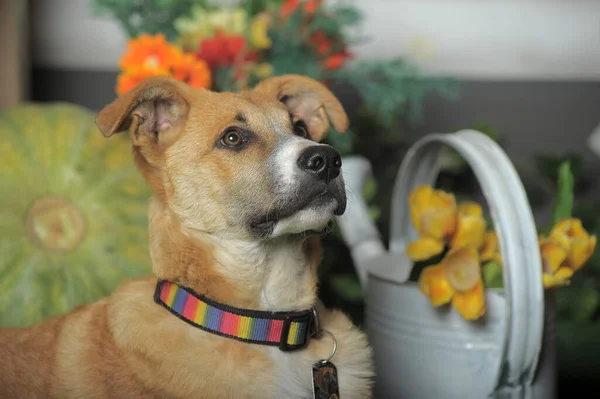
[{"x1": 106, "y1": 276, "x2": 167, "y2": 347}]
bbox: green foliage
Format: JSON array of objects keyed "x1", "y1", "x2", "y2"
[
  {"x1": 362, "y1": 176, "x2": 381, "y2": 221},
  {"x1": 549, "y1": 161, "x2": 574, "y2": 230},
  {"x1": 332, "y1": 59, "x2": 459, "y2": 134},
  {"x1": 439, "y1": 122, "x2": 499, "y2": 175},
  {"x1": 329, "y1": 274, "x2": 364, "y2": 302},
  {"x1": 308, "y1": 4, "x2": 361, "y2": 40},
  {"x1": 324, "y1": 127, "x2": 355, "y2": 156},
  {"x1": 558, "y1": 286, "x2": 600, "y2": 323},
  {"x1": 482, "y1": 262, "x2": 503, "y2": 289},
  {"x1": 90, "y1": 0, "x2": 283, "y2": 39},
  {"x1": 266, "y1": 3, "x2": 359, "y2": 79},
  {"x1": 242, "y1": 0, "x2": 286, "y2": 16},
  {"x1": 90, "y1": 0, "x2": 204, "y2": 40}
]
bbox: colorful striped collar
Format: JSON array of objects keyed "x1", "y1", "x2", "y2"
[{"x1": 154, "y1": 279, "x2": 316, "y2": 352}]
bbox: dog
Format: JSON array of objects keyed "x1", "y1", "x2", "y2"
[{"x1": 0, "y1": 74, "x2": 374, "y2": 398}]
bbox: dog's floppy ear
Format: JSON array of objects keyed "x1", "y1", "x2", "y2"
[
  {"x1": 252, "y1": 74, "x2": 349, "y2": 142},
  {"x1": 96, "y1": 76, "x2": 190, "y2": 146}
]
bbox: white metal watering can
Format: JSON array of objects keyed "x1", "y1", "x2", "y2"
[{"x1": 336, "y1": 130, "x2": 556, "y2": 399}]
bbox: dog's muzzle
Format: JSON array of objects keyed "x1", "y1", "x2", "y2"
[{"x1": 249, "y1": 142, "x2": 347, "y2": 237}]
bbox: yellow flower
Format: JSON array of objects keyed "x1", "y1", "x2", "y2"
[
  {"x1": 539, "y1": 218, "x2": 596, "y2": 288},
  {"x1": 550, "y1": 218, "x2": 597, "y2": 271},
  {"x1": 450, "y1": 202, "x2": 487, "y2": 250},
  {"x1": 249, "y1": 12, "x2": 272, "y2": 49},
  {"x1": 406, "y1": 185, "x2": 457, "y2": 260},
  {"x1": 410, "y1": 185, "x2": 457, "y2": 239},
  {"x1": 253, "y1": 63, "x2": 274, "y2": 80},
  {"x1": 443, "y1": 247, "x2": 482, "y2": 292},
  {"x1": 174, "y1": 6, "x2": 248, "y2": 50},
  {"x1": 209, "y1": 8, "x2": 247, "y2": 35},
  {"x1": 543, "y1": 267, "x2": 574, "y2": 288},
  {"x1": 406, "y1": 237, "x2": 445, "y2": 261},
  {"x1": 480, "y1": 231, "x2": 500, "y2": 263},
  {"x1": 418, "y1": 264, "x2": 455, "y2": 307},
  {"x1": 418, "y1": 247, "x2": 486, "y2": 320},
  {"x1": 452, "y1": 280, "x2": 486, "y2": 320},
  {"x1": 540, "y1": 236, "x2": 568, "y2": 274}
]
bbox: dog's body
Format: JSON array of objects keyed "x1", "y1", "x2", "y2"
[{"x1": 0, "y1": 75, "x2": 373, "y2": 398}]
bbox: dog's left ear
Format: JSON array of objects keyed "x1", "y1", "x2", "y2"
[{"x1": 252, "y1": 74, "x2": 349, "y2": 142}]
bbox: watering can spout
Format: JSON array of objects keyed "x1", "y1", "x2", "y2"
[{"x1": 337, "y1": 156, "x2": 386, "y2": 288}]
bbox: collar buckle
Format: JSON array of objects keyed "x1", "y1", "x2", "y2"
[{"x1": 279, "y1": 311, "x2": 313, "y2": 352}]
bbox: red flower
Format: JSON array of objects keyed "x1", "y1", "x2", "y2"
[
  {"x1": 280, "y1": 0, "x2": 322, "y2": 19},
  {"x1": 309, "y1": 30, "x2": 331, "y2": 55},
  {"x1": 324, "y1": 52, "x2": 352, "y2": 70},
  {"x1": 303, "y1": 0, "x2": 322, "y2": 14},
  {"x1": 196, "y1": 30, "x2": 247, "y2": 68}
]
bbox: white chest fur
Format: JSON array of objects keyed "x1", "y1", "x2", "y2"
[{"x1": 267, "y1": 311, "x2": 373, "y2": 399}]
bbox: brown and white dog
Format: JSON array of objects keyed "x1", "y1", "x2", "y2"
[{"x1": 0, "y1": 75, "x2": 374, "y2": 398}]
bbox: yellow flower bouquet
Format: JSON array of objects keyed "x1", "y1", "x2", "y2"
[{"x1": 408, "y1": 163, "x2": 596, "y2": 321}]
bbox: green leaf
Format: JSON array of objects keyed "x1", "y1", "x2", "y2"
[
  {"x1": 329, "y1": 274, "x2": 365, "y2": 302},
  {"x1": 556, "y1": 286, "x2": 600, "y2": 323},
  {"x1": 362, "y1": 177, "x2": 378, "y2": 202},
  {"x1": 89, "y1": 0, "x2": 203, "y2": 40},
  {"x1": 368, "y1": 206, "x2": 381, "y2": 221},
  {"x1": 324, "y1": 128, "x2": 355, "y2": 155},
  {"x1": 470, "y1": 122, "x2": 499, "y2": 141},
  {"x1": 482, "y1": 262, "x2": 504, "y2": 289},
  {"x1": 549, "y1": 161, "x2": 574, "y2": 230}
]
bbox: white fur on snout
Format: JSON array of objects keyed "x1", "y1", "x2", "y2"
[
  {"x1": 269, "y1": 137, "x2": 340, "y2": 235},
  {"x1": 272, "y1": 136, "x2": 314, "y2": 189}
]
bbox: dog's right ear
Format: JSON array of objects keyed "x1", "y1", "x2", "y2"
[{"x1": 96, "y1": 76, "x2": 190, "y2": 147}]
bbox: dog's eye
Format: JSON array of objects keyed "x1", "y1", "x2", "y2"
[
  {"x1": 293, "y1": 121, "x2": 310, "y2": 139},
  {"x1": 221, "y1": 130, "x2": 243, "y2": 147}
]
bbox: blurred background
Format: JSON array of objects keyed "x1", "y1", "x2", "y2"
[{"x1": 1, "y1": 0, "x2": 599, "y2": 397}]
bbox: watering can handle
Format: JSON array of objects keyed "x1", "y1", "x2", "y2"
[
  {"x1": 337, "y1": 156, "x2": 386, "y2": 288},
  {"x1": 389, "y1": 130, "x2": 545, "y2": 394}
]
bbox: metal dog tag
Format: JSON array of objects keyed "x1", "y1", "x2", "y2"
[{"x1": 312, "y1": 360, "x2": 340, "y2": 399}]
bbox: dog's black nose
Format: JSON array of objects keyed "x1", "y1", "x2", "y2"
[{"x1": 297, "y1": 145, "x2": 342, "y2": 183}]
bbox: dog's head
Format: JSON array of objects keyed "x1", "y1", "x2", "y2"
[{"x1": 96, "y1": 75, "x2": 348, "y2": 239}]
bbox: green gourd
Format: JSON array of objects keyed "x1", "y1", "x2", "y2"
[{"x1": 0, "y1": 103, "x2": 151, "y2": 327}]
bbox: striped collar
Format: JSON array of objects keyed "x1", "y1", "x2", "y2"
[{"x1": 153, "y1": 280, "x2": 316, "y2": 352}]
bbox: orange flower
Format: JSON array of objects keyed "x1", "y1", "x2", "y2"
[
  {"x1": 120, "y1": 34, "x2": 182, "y2": 73},
  {"x1": 172, "y1": 54, "x2": 212, "y2": 90},
  {"x1": 116, "y1": 66, "x2": 170, "y2": 96},
  {"x1": 116, "y1": 33, "x2": 212, "y2": 95}
]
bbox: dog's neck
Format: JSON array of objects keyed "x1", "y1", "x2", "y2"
[{"x1": 148, "y1": 198, "x2": 319, "y2": 312}]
